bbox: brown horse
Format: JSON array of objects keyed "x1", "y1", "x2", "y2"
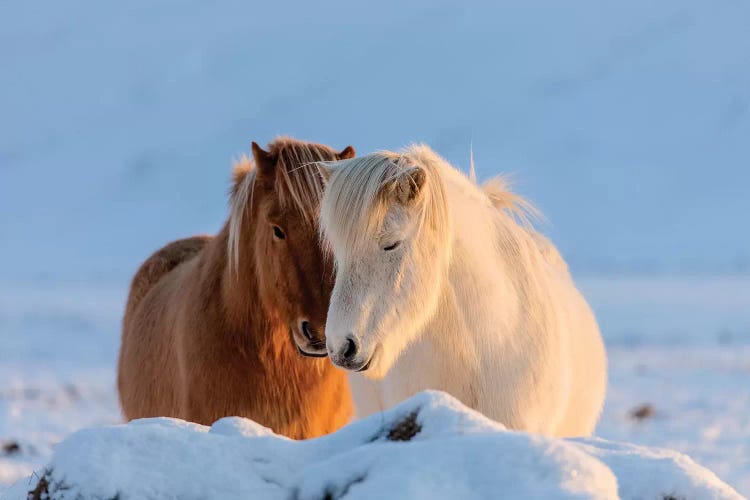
[{"x1": 118, "y1": 137, "x2": 355, "y2": 439}]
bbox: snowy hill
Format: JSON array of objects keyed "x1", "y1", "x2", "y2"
[
  {"x1": 2, "y1": 0, "x2": 749, "y2": 282},
  {"x1": 2, "y1": 392, "x2": 741, "y2": 500},
  {"x1": 2, "y1": 276, "x2": 749, "y2": 495}
]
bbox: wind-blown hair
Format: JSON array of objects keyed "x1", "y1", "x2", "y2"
[
  {"x1": 319, "y1": 144, "x2": 451, "y2": 259},
  {"x1": 482, "y1": 176, "x2": 542, "y2": 229},
  {"x1": 318, "y1": 142, "x2": 606, "y2": 437}
]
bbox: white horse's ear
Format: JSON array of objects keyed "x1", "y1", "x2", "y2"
[
  {"x1": 393, "y1": 166, "x2": 426, "y2": 204},
  {"x1": 317, "y1": 163, "x2": 333, "y2": 184}
]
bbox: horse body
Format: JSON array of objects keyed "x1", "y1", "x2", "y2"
[
  {"x1": 317, "y1": 145, "x2": 606, "y2": 437},
  {"x1": 118, "y1": 138, "x2": 355, "y2": 439}
]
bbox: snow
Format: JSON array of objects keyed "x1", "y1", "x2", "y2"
[
  {"x1": 0, "y1": 285, "x2": 124, "y2": 492},
  {"x1": 0, "y1": 392, "x2": 741, "y2": 499},
  {"x1": 1, "y1": 277, "x2": 749, "y2": 497}
]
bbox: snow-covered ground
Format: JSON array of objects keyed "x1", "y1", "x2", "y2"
[
  {"x1": 0, "y1": 392, "x2": 743, "y2": 499},
  {"x1": 1, "y1": 276, "x2": 748, "y2": 496}
]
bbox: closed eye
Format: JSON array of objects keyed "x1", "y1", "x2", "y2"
[{"x1": 382, "y1": 241, "x2": 401, "y2": 251}]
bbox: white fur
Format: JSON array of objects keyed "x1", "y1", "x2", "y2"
[{"x1": 319, "y1": 144, "x2": 607, "y2": 437}]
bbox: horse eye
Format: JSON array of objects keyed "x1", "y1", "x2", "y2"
[
  {"x1": 383, "y1": 241, "x2": 401, "y2": 251},
  {"x1": 273, "y1": 226, "x2": 286, "y2": 239}
]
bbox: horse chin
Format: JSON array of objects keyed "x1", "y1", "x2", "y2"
[
  {"x1": 290, "y1": 328, "x2": 328, "y2": 358},
  {"x1": 354, "y1": 344, "x2": 388, "y2": 380},
  {"x1": 295, "y1": 345, "x2": 328, "y2": 358}
]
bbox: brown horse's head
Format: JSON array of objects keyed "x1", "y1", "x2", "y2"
[{"x1": 229, "y1": 137, "x2": 355, "y2": 357}]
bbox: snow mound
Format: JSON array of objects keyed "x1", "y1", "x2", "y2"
[{"x1": 2, "y1": 392, "x2": 740, "y2": 499}]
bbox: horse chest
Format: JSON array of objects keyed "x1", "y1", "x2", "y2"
[{"x1": 382, "y1": 338, "x2": 475, "y2": 408}]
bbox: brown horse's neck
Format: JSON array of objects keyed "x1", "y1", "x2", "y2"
[
  {"x1": 207, "y1": 220, "x2": 327, "y2": 395},
  {"x1": 211, "y1": 226, "x2": 253, "y2": 328},
  {"x1": 207, "y1": 219, "x2": 278, "y2": 352}
]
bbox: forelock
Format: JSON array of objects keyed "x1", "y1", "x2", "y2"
[
  {"x1": 228, "y1": 138, "x2": 339, "y2": 273},
  {"x1": 320, "y1": 150, "x2": 440, "y2": 257},
  {"x1": 271, "y1": 139, "x2": 337, "y2": 224}
]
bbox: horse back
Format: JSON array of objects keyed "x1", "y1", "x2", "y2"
[
  {"x1": 124, "y1": 236, "x2": 212, "y2": 318},
  {"x1": 119, "y1": 236, "x2": 211, "y2": 420}
]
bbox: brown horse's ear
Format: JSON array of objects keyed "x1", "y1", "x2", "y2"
[
  {"x1": 390, "y1": 166, "x2": 427, "y2": 204},
  {"x1": 251, "y1": 141, "x2": 276, "y2": 183},
  {"x1": 337, "y1": 146, "x2": 355, "y2": 160}
]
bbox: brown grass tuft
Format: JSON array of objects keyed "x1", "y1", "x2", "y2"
[
  {"x1": 630, "y1": 403, "x2": 655, "y2": 421},
  {"x1": 2, "y1": 441, "x2": 20, "y2": 455},
  {"x1": 387, "y1": 412, "x2": 421, "y2": 441}
]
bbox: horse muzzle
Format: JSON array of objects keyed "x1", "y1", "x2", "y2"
[{"x1": 328, "y1": 335, "x2": 378, "y2": 372}]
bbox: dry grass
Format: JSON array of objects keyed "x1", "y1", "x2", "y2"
[
  {"x1": 1, "y1": 441, "x2": 20, "y2": 455},
  {"x1": 387, "y1": 412, "x2": 421, "y2": 442},
  {"x1": 27, "y1": 469, "x2": 120, "y2": 500},
  {"x1": 28, "y1": 470, "x2": 52, "y2": 500},
  {"x1": 630, "y1": 403, "x2": 656, "y2": 421}
]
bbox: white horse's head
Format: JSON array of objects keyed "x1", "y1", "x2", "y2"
[{"x1": 318, "y1": 146, "x2": 452, "y2": 379}]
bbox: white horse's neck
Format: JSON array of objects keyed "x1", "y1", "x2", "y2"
[
  {"x1": 373, "y1": 150, "x2": 606, "y2": 437},
  {"x1": 439, "y1": 163, "x2": 521, "y2": 324},
  {"x1": 387, "y1": 164, "x2": 524, "y2": 407}
]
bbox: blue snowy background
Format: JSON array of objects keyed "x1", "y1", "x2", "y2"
[{"x1": 1, "y1": 0, "x2": 748, "y2": 282}]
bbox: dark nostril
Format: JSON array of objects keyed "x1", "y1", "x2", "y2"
[
  {"x1": 343, "y1": 336, "x2": 357, "y2": 361},
  {"x1": 301, "y1": 321, "x2": 313, "y2": 341}
]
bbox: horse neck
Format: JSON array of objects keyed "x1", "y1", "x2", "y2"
[
  {"x1": 214, "y1": 219, "x2": 273, "y2": 344},
  {"x1": 437, "y1": 176, "x2": 522, "y2": 337}
]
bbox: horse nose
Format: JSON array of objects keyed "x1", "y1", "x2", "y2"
[
  {"x1": 330, "y1": 335, "x2": 359, "y2": 367},
  {"x1": 299, "y1": 320, "x2": 313, "y2": 341},
  {"x1": 343, "y1": 336, "x2": 358, "y2": 361}
]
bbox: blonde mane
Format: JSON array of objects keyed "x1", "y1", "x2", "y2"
[
  {"x1": 228, "y1": 138, "x2": 330, "y2": 272},
  {"x1": 320, "y1": 144, "x2": 451, "y2": 259},
  {"x1": 481, "y1": 176, "x2": 542, "y2": 229},
  {"x1": 319, "y1": 143, "x2": 606, "y2": 438},
  {"x1": 320, "y1": 143, "x2": 545, "y2": 262},
  {"x1": 228, "y1": 156, "x2": 256, "y2": 272}
]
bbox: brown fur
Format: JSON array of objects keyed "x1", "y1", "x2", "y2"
[{"x1": 118, "y1": 138, "x2": 355, "y2": 439}]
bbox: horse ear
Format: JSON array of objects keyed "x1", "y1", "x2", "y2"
[
  {"x1": 251, "y1": 141, "x2": 276, "y2": 182},
  {"x1": 392, "y1": 166, "x2": 426, "y2": 204},
  {"x1": 337, "y1": 146, "x2": 355, "y2": 160},
  {"x1": 319, "y1": 146, "x2": 353, "y2": 184}
]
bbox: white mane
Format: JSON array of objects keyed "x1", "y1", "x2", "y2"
[
  {"x1": 319, "y1": 146, "x2": 451, "y2": 260},
  {"x1": 320, "y1": 143, "x2": 606, "y2": 438},
  {"x1": 323, "y1": 143, "x2": 541, "y2": 236}
]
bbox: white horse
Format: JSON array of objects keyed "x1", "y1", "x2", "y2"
[{"x1": 311, "y1": 144, "x2": 607, "y2": 437}]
